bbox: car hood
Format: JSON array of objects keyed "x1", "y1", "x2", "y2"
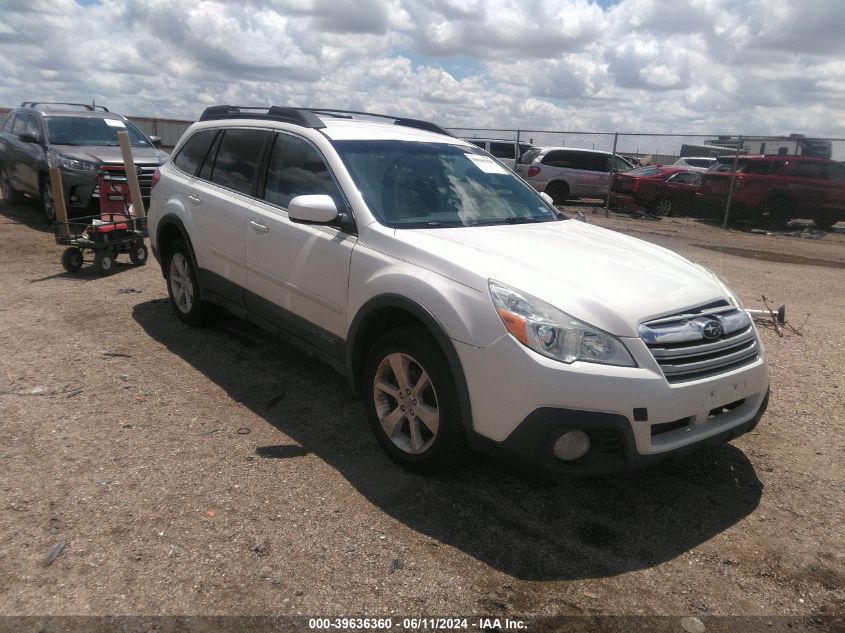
[
  {"x1": 52, "y1": 144, "x2": 163, "y2": 166},
  {"x1": 386, "y1": 219, "x2": 729, "y2": 337}
]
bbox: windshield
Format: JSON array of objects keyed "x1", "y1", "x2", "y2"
[
  {"x1": 332, "y1": 140, "x2": 561, "y2": 228},
  {"x1": 45, "y1": 116, "x2": 151, "y2": 147}
]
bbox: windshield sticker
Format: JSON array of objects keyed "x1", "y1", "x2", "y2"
[
  {"x1": 104, "y1": 119, "x2": 126, "y2": 128},
  {"x1": 465, "y1": 153, "x2": 509, "y2": 175}
]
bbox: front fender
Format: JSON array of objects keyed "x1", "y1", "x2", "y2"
[{"x1": 346, "y1": 244, "x2": 504, "y2": 349}]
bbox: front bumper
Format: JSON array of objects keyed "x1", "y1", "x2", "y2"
[
  {"x1": 470, "y1": 391, "x2": 768, "y2": 475},
  {"x1": 455, "y1": 332, "x2": 770, "y2": 474},
  {"x1": 59, "y1": 170, "x2": 99, "y2": 212},
  {"x1": 609, "y1": 192, "x2": 653, "y2": 213}
]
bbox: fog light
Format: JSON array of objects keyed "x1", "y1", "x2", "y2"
[{"x1": 553, "y1": 430, "x2": 590, "y2": 461}]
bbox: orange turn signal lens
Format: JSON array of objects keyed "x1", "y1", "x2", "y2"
[{"x1": 497, "y1": 308, "x2": 529, "y2": 345}]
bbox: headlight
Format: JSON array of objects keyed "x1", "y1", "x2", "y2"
[
  {"x1": 489, "y1": 280, "x2": 636, "y2": 367},
  {"x1": 48, "y1": 152, "x2": 100, "y2": 172}
]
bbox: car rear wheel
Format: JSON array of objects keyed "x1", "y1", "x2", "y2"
[
  {"x1": 545, "y1": 181, "x2": 570, "y2": 205},
  {"x1": 363, "y1": 327, "x2": 466, "y2": 473},
  {"x1": 165, "y1": 239, "x2": 213, "y2": 325},
  {"x1": 653, "y1": 197, "x2": 673, "y2": 217}
]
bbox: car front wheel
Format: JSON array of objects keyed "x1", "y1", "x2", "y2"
[
  {"x1": 0, "y1": 166, "x2": 23, "y2": 205},
  {"x1": 363, "y1": 327, "x2": 466, "y2": 473},
  {"x1": 40, "y1": 175, "x2": 56, "y2": 222},
  {"x1": 653, "y1": 197, "x2": 673, "y2": 216}
]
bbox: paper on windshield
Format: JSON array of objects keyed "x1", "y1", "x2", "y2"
[
  {"x1": 104, "y1": 119, "x2": 126, "y2": 128},
  {"x1": 465, "y1": 153, "x2": 509, "y2": 175}
]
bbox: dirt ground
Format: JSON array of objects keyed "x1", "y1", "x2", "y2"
[{"x1": 0, "y1": 196, "x2": 842, "y2": 628}]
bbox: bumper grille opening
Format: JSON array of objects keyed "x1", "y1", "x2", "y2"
[
  {"x1": 708, "y1": 398, "x2": 745, "y2": 418},
  {"x1": 651, "y1": 416, "x2": 693, "y2": 437}
]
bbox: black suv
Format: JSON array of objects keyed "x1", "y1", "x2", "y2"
[{"x1": 0, "y1": 102, "x2": 168, "y2": 220}]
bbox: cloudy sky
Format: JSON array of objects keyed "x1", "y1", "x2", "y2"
[{"x1": 1, "y1": 0, "x2": 844, "y2": 136}]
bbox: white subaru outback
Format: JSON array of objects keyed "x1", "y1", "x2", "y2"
[{"x1": 147, "y1": 105, "x2": 770, "y2": 474}]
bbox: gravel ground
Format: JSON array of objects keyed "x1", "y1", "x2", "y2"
[{"x1": 0, "y1": 197, "x2": 842, "y2": 626}]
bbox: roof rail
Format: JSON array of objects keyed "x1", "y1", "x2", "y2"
[
  {"x1": 198, "y1": 105, "x2": 325, "y2": 128},
  {"x1": 197, "y1": 105, "x2": 454, "y2": 137},
  {"x1": 306, "y1": 108, "x2": 455, "y2": 137},
  {"x1": 20, "y1": 101, "x2": 110, "y2": 112}
]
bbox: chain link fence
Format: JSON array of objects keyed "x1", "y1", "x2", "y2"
[
  {"x1": 3, "y1": 104, "x2": 843, "y2": 230},
  {"x1": 451, "y1": 127, "x2": 845, "y2": 231}
]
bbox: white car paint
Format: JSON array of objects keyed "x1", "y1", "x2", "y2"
[{"x1": 148, "y1": 114, "x2": 769, "y2": 473}]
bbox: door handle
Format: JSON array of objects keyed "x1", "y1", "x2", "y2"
[
  {"x1": 249, "y1": 219, "x2": 269, "y2": 233},
  {"x1": 187, "y1": 195, "x2": 201, "y2": 205}
]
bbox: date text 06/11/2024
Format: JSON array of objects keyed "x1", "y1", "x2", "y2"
[{"x1": 307, "y1": 617, "x2": 528, "y2": 630}]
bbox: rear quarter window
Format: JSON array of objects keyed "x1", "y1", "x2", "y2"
[
  {"x1": 518, "y1": 148, "x2": 542, "y2": 165},
  {"x1": 489, "y1": 142, "x2": 516, "y2": 159},
  {"x1": 172, "y1": 129, "x2": 217, "y2": 176}
]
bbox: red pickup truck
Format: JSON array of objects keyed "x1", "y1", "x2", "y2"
[{"x1": 696, "y1": 155, "x2": 845, "y2": 230}]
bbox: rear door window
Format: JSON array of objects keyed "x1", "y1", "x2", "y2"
[
  {"x1": 2, "y1": 114, "x2": 17, "y2": 133},
  {"x1": 173, "y1": 129, "x2": 217, "y2": 177},
  {"x1": 542, "y1": 150, "x2": 576, "y2": 168},
  {"x1": 209, "y1": 128, "x2": 271, "y2": 195}
]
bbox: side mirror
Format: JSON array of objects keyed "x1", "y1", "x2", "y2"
[
  {"x1": 19, "y1": 131, "x2": 42, "y2": 145},
  {"x1": 149, "y1": 136, "x2": 162, "y2": 147},
  {"x1": 288, "y1": 194, "x2": 339, "y2": 224},
  {"x1": 539, "y1": 192, "x2": 554, "y2": 206}
]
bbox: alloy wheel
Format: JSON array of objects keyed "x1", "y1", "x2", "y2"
[
  {"x1": 169, "y1": 252, "x2": 194, "y2": 314},
  {"x1": 42, "y1": 182, "x2": 56, "y2": 221},
  {"x1": 372, "y1": 352, "x2": 440, "y2": 454}
]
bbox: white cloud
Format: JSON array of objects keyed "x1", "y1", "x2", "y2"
[{"x1": 0, "y1": 0, "x2": 842, "y2": 137}]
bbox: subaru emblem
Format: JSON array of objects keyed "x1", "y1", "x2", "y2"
[{"x1": 699, "y1": 318, "x2": 724, "y2": 340}]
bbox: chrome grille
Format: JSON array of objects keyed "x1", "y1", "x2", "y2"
[{"x1": 640, "y1": 304, "x2": 759, "y2": 383}]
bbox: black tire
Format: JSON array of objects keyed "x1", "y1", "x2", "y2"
[
  {"x1": 762, "y1": 196, "x2": 791, "y2": 231},
  {"x1": 0, "y1": 166, "x2": 23, "y2": 205},
  {"x1": 61, "y1": 247, "x2": 83, "y2": 273},
  {"x1": 653, "y1": 197, "x2": 673, "y2": 217},
  {"x1": 363, "y1": 326, "x2": 466, "y2": 473},
  {"x1": 164, "y1": 239, "x2": 213, "y2": 325},
  {"x1": 40, "y1": 175, "x2": 56, "y2": 223},
  {"x1": 129, "y1": 241, "x2": 148, "y2": 266},
  {"x1": 93, "y1": 250, "x2": 115, "y2": 275},
  {"x1": 545, "y1": 181, "x2": 570, "y2": 205}
]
